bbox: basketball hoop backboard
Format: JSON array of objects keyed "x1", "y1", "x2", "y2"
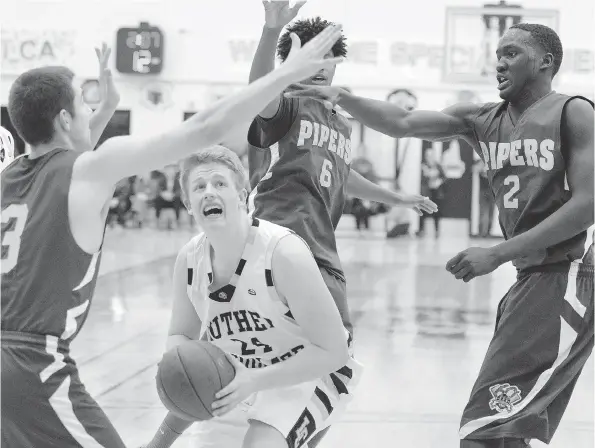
[{"x1": 443, "y1": 6, "x2": 559, "y2": 84}]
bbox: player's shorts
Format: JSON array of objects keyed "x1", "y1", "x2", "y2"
[
  {"x1": 190, "y1": 356, "x2": 363, "y2": 448},
  {"x1": 1, "y1": 331, "x2": 126, "y2": 448},
  {"x1": 318, "y1": 265, "x2": 353, "y2": 338},
  {"x1": 459, "y1": 262, "x2": 594, "y2": 444}
]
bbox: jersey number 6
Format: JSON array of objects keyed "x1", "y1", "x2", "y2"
[{"x1": 320, "y1": 159, "x2": 333, "y2": 188}]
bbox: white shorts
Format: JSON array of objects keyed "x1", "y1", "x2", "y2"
[{"x1": 191, "y1": 357, "x2": 363, "y2": 448}]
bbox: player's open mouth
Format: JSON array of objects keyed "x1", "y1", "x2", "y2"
[
  {"x1": 202, "y1": 205, "x2": 224, "y2": 218},
  {"x1": 497, "y1": 75, "x2": 512, "y2": 90},
  {"x1": 311, "y1": 75, "x2": 327, "y2": 84}
]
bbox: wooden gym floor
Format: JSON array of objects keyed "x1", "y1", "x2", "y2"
[{"x1": 72, "y1": 221, "x2": 594, "y2": 448}]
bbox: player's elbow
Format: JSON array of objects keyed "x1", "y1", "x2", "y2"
[
  {"x1": 322, "y1": 333, "x2": 350, "y2": 371},
  {"x1": 575, "y1": 193, "x2": 595, "y2": 228}
]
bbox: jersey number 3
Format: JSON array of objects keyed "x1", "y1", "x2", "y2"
[
  {"x1": 320, "y1": 159, "x2": 333, "y2": 188},
  {"x1": 503, "y1": 175, "x2": 520, "y2": 209},
  {"x1": 1, "y1": 204, "x2": 29, "y2": 274}
]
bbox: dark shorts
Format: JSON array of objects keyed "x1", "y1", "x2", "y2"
[
  {"x1": 459, "y1": 263, "x2": 594, "y2": 444},
  {"x1": 318, "y1": 266, "x2": 352, "y2": 338},
  {"x1": 1, "y1": 332, "x2": 126, "y2": 448}
]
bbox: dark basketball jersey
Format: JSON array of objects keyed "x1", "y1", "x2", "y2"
[
  {"x1": 471, "y1": 92, "x2": 594, "y2": 270},
  {"x1": 1, "y1": 149, "x2": 102, "y2": 341},
  {"x1": 247, "y1": 95, "x2": 352, "y2": 276}
]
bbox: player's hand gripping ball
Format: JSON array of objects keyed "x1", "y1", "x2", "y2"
[{"x1": 156, "y1": 341, "x2": 236, "y2": 421}]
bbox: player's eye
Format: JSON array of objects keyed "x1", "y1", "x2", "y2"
[
  {"x1": 216, "y1": 181, "x2": 225, "y2": 187},
  {"x1": 508, "y1": 51, "x2": 517, "y2": 58}
]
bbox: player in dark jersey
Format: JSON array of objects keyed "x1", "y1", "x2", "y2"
[
  {"x1": 283, "y1": 23, "x2": 594, "y2": 448},
  {"x1": 248, "y1": 1, "x2": 437, "y2": 337},
  {"x1": 0, "y1": 29, "x2": 347, "y2": 448}
]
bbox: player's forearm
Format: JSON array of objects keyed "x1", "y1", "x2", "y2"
[
  {"x1": 251, "y1": 344, "x2": 348, "y2": 393},
  {"x1": 492, "y1": 195, "x2": 594, "y2": 264},
  {"x1": 89, "y1": 100, "x2": 119, "y2": 148},
  {"x1": 249, "y1": 27, "x2": 282, "y2": 83},
  {"x1": 337, "y1": 90, "x2": 411, "y2": 138},
  {"x1": 346, "y1": 170, "x2": 402, "y2": 205},
  {"x1": 166, "y1": 334, "x2": 192, "y2": 351}
]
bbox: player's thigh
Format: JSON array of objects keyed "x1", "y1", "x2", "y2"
[
  {"x1": 243, "y1": 420, "x2": 288, "y2": 448},
  {"x1": 460, "y1": 268, "x2": 593, "y2": 440},
  {"x1": 2, "y1": 348, "x2": 124, "y2": 448},
  {"x1": 248, "y1": 357, "x2": 362, "y2": 448}
]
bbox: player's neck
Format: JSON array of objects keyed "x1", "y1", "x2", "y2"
[
  {"x1": 509, "y1": 82, "x2": 552, "y2": 119},
  {"x1": 29, "y1": 137, "x2": 76, "y2": 160},
  {"x1": 207, "y1": 214, "x2": 252, "y2": 268}
]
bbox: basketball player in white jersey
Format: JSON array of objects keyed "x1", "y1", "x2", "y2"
[
  {"x1": 144, "y1": 145, "x2": 361, "y2": 448},
  {"x1": 0, "y1": 126, "x2": 16, "y2": 172}
]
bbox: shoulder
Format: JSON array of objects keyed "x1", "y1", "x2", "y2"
[
  {"x1": 176, "y1": 234, "x2": 205, "y2": 264},
  {"x1": 442, "y1": 101, "x2": 500, "y2": 122},
  {"x1": 562, "y1": 96, "x2": 594, "y2": 126},
  {"x1": 271, "y1": 232, "x2": 312, "y2": 267}
]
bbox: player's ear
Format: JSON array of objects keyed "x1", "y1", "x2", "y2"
[
  {"x1": 56, "y1": 109, "x2": 72, "y2": 132},
  {"x1": 540, "y1": 52, "x2": 554, "y2": 72},
  {"x1": 238, "y1": 188, "x2": 248, "y2": 208}
]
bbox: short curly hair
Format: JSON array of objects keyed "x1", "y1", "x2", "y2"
[
  {"x1": 277, "y1": 17, "x2": 347, "y2": 62},
  {"x1": 509, "y1": 23, "x2": 563, "y2": 77}
]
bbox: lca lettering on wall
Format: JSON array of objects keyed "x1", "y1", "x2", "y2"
[{"x1": 1, "y1": 30, "x2": 77, "y2": 73}]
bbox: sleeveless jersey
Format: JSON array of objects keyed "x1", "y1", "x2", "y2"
[
  {"x1": 247, "y1": 96, "x2": 352, "y2": 276},
  {"x1": 470, "y1": 92, "x2": 594, "y2": 270},
  {"x1": 1, "y1": 149, "x2": 102, "y2": 341},
  {"x1": 186, "y1": 218, "x2": 313, "y2": 369}
]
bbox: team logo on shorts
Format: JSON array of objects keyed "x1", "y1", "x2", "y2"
[
  {"x1": 488, "y1": 383, "x2": 522, "y2": 413},
  {"x1": 218, "y1": 292, "x2": 227, "y2": 300}
]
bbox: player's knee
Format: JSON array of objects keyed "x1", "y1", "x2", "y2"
[
  {"x1": 243, "y1": 419, "x2": 288, "y2": 448},
  {"x1": 460, "y1": 438, "x2": 531, "y2": 448}
]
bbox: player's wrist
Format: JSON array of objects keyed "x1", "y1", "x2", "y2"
[{"x1": 263, "y1": 25, "x2": 284, "y2": 34}]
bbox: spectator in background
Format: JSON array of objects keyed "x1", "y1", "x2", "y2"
[
  {"x1": 153, "y1": 165, "x2": 183, "y2": 229},
  {"x1": 107, "y1": 177, "x2": 134, "y2": 228},
  {"x1": 418, "y1": 147, "x2": 446, "y2": 238},
  {"x1": 130, "y1": 174, "x2": 153, "y2": 228},
  {"x1": 474, "y1": 158, "x2": 495, "y2": 237}
]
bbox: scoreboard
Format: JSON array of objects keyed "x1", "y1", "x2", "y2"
[{"x1": 116, "y1": 22, "x2": 164, "y2": 75}]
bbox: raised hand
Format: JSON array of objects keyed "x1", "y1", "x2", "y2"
[
  {"x1": 263, "y1": 0, "x2": 307, "y2": 29},
  {"x1": 95, "y1": 43, "x2": 120, "y2": 107},
  {"x1": 279, "y1": 24, "x2": 345, "y2": 84}
]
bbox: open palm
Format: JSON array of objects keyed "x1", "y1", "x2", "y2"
[{"x1": 263, "y1": 0, "x2": 307, "y2": 29}]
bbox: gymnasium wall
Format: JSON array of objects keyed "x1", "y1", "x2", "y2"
[{"x1": 2, "y1": 0, "x2": 593, "y2": 234}]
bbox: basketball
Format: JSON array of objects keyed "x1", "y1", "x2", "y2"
[{"x1": 156, "y1": 340, "x2": 236, "y2": 421}]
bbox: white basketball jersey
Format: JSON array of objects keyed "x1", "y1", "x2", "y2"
[
  {"x1": 186, "y1": 218, "x2": 312, "y2": 368},
  {"x1": 0, "y1": 126, "x2": 15, "y2": 172}
]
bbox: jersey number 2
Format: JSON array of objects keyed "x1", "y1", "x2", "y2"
[
  {"x1": 1, "y1": 204, "x2": 29, "y2": 274},
  {"x1": 503, "y1": 175, "x2": 520, "y2": 209},
  {"x1": 320, "y1": 159, "x2": 333, "y2": 188}
]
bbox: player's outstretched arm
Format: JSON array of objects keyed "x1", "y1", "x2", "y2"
[
  {"x1": 346, "y1": 170, "x2": 438, "y2": 216},
  {"x1": 210, "y1": 234, "x2": 349, "y2": 416},
  {"x1": 73, "y1": 23, "x2": 343, "y2": 191},
  {"x1": 249, "y1": 0, "x2": 306, "y2": 118},
  {"x1": 88, "y1": 44, "x2": 121, "y2": 148},
  {"x1": 285, "y1": 85, "x2": 480, "y2": 142}
]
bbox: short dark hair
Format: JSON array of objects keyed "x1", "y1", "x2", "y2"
[
  {"x1": 8, "y1": 66, "x2": 76, "y2": 146},
  {"x1": 509, "y1": 23, "x2": 563, "y2": 77},
  {"x1": 277, "y1": 17, "x2": 347, "y2": 62}
]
